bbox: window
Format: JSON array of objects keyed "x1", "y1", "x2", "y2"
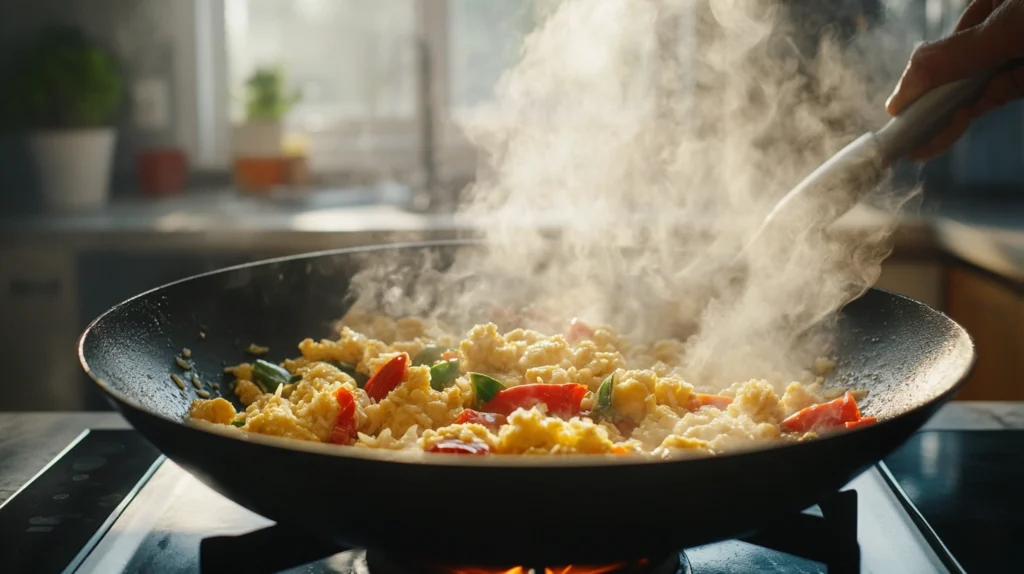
[
  {"x1": 225, "y1": 0, "x2": 417, "y2": 125},
  {"x1": 448, "y1": 0, "x2": 534, "y2": 110},
  {"x1": 216, "y1": 0, "x2": 537, "y2": 176}
]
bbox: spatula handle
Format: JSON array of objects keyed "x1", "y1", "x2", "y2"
[{"x1": 873, "y1": 65, "x2": 1008, "y2": 161}]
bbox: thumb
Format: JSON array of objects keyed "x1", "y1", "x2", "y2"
[{"x1": 886, "y1": 20, "x2": 1014, "y2": 115}]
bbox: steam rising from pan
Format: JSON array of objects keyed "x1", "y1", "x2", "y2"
[{"x1": 348, "y1": 0, "x2": 918, "y2": 391}]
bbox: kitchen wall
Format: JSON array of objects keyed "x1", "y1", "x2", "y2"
[
  {"x1": 0, "y1": 0, "x2": 200, "y2": 211},
  {"x1": 913, "y1": 0, "x2": 1024, "y2": 198}
]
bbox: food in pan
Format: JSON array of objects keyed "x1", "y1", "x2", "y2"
[{"x1": 187, "y1": 313, "x2": 875, "y2": 457}]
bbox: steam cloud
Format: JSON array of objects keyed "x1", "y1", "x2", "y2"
[{"x1": 348, "y1": 0, "x2": 918, "y2": 391}]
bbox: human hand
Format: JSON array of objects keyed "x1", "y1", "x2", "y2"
[{"x1": 885, "y1": 0, "x2": 1024, "y2": 160}]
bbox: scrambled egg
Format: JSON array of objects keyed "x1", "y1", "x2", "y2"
[
  {"x1": 363, "y1": 364, "x2": 463, "y2": 438},
  {"x1": 188, "y1": 397, "x2": 236, "y2": 425},
  {"x1": 187, "y1": 313, "x2": 838, "y2": 457}
]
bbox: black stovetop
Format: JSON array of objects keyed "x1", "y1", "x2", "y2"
[
  {"x1": 884, "y1": 430, "x2": 1024, "y2": 573},
  {"x1": 2, "y1": 428, "x2": 1021, "y2": 573}
]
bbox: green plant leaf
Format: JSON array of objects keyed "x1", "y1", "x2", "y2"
[
  {"x1": 244, "y1": 65, "x2": 302, "y2": 122},
  {"x1": 2, "y1": 25, "x2": 124, "y2": 129}
]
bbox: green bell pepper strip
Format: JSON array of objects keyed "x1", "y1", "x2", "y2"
[
  {"x1": 594, "y1": 374, "x2": 615, "y2": 418},
  {"x1": 252, "y1": 359, "x2": 291, "y2": 393},
  {"x1": 470, "y1": 373, "x2": 506, "y2": 408},
  {"x1": 429, "y1": 359, "x2": 460, "y2": 391}
]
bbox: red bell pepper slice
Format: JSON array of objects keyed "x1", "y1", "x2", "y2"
[
  {"x1": 687, "y1": 394, "x2": 733, "y2": 411},
  {"x1": 427, "y1": 440, "x2": 490, "y2": 455},
  {"x1": 363, "y1": 353, "x2": 409, "y2": 402},
  {"x1": 454, "y1": 409, "x2": 507, "y2": 432},
  {"x1": 481, "y1": 383, "x2": 588, "y2": 418},
  {"x1": 781, "y1": 391, "x2": 863, "y2": 433},
  {"x1": 845, "y1": 416, "x2": 878, "y2": 430},
  {"x1": 441, "y1": 350, "x2": 459, "y2": 361},
  {"x1": 330, "y1": 387, "x2": 358, "y2": 444}
]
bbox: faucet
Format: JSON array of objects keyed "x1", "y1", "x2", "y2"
[{"x1": 411, "y1": 36, "x2": 448, "y2": 212}]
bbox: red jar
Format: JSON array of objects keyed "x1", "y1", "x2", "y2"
[{"x1": 138, "y1": 149, "x2": 186, "y2": 196}]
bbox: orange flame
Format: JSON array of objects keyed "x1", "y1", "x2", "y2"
[
  {"x1": 446, "y1": 559, "x2": 650, "y2": 574},
  {"x1": 448, "y1": 569, "x2": 525, "y2": 574},
  {"x1": 546, "y1": 564, "x2": 632, "y2": 574}
]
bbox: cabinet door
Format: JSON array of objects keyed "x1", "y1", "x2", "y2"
[
  {"x1": 875, "y1": 261, "x2": 944, "y2": 309},
  {"x1": 944, "y1": 263, "x2": 1024, "y2": 400},
  {"x1": 0, "y1": 248, "x2": 82, "y2": 410}
]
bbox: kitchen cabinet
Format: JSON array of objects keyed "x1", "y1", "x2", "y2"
[
  {"x1": 0, "y1": 247, "x2": 283, "y2": 411},
  {"x1": 874, "y1": 260, "x2": 944, "y2": 310},
  {"x1": 944, "y1": 262, "x2": 1024, "y2": 400},
  {"x1": 0, "y1": 247, "x2": 82, "y2": 410}
]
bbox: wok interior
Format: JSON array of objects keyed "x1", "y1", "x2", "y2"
[{"x1": 81, "y1": 242, "x2": 973, "y2": 444}]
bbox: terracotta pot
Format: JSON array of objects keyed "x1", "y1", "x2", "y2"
[
  {"x1": 232, "y1": 121, "x2": 287, "y2": 192},
  {"x1": 234, "y1": 157, "x2": 287, "y2": 192}
]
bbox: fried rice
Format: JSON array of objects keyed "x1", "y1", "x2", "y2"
[{"x1": 186, "y1": 312, "x2": 870, "y2": 458}]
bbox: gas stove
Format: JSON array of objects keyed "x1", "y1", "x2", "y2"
[{"x1": 3, "y1": 428, "x2": 1020, "y2": 574}]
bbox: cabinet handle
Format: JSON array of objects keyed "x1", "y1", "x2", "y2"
[{"x1": 9, "y1": 278, "x2": 62, "y2": 297}]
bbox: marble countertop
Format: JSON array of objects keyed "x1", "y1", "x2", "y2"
[
  {"x1": 2, "y1": 184, "x2": 1023, "y2": 280},
  {"x1": 0, "y1": 185, "x2": 937, "y2": 254},
  {"x1": 0, "y1": 412, "x2": 127, "y2": 506},
  {"x1": 0, "y1": 185, "x2": 467, "y2": 252},
  {"x1": 1, "y1": 402, "x2": 1022, "y2": 506}
]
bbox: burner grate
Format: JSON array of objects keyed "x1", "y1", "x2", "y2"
[
  {"x1": 200, "y1": 524, "x2": 349, "y2": 573},
  {"x1": 198, "y1": 489, "x2": 858, "y2": 573},
  {"x1": 741, "y1": 489, "x2": 860, "y2": 574}
]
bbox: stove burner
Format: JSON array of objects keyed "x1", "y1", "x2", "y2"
[
  {"x1": 365, "y1": 551, "x2": 690, "y2": 574},
  {"x1": 198, "y1": 490, "x2": 858, "y2": 574}
]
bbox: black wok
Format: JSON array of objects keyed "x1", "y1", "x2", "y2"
[{"x1": 78, "y1": 240, "x2": 974, "y2": 566}]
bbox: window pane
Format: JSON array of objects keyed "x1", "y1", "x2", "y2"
[
  {"x1": 225, "y1": 0, "x2": 416, "y2": 128},
  {"x1": 449, "y1": 0, "x2": 535, "y2": 109}
]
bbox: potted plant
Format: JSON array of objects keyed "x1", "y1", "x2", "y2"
[
  {"x1": 5, "y1": 25, "x2": 124, "y2": 210},
  {"x1": 232, "y1": 65, "x2": 302, "y2": 191}
]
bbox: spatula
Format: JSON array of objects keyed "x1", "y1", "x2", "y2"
[{"x1": 743, "y1": 63, "x2": 1017, "y2": 259}]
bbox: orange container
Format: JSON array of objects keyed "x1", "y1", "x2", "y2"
[{"x1": 233, "y1": 157, "x2": 287, "y2": 192}]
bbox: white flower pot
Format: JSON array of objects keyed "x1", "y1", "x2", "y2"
[
  {"x1": 232, "y1": 121, "x2": 283, "y2": 158},
  {"x1": 29, "y1": 128, "x2": 117, "y2": 211}
]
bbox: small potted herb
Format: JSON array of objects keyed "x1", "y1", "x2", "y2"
[
  {"x1": 4, "y1": 25, "x2": 124, "y2": 210},
  {"x1": 232, "y1": 65, "x2": 302, "y2": 191}
]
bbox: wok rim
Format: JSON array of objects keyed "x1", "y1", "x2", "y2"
[{"x1": 78, "y1": 239, "x2": 976, "y2": 469}]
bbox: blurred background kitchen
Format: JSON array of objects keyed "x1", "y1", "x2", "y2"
[{"x1": 0, "y1": 0, "x2": 1020, "y2": 412}]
